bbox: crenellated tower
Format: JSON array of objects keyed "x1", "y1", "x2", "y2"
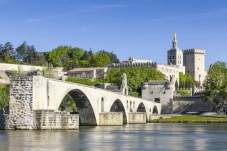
[{"x1": 183, "y1": 49, "x2": 206, "y2": 86}]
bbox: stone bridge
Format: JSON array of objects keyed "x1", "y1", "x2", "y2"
[{"x1": 8, "y1": 76, "x2": 161, "y2": 128}]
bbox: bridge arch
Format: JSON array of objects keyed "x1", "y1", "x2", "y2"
[
  {"x1": 110, "y1": 99, "x2": 127, "y2": 124},
  {"x1": 136, "y1": 102, "x2": 146, "y2": 112},
  {"x1": 61, "y1": 89, "x2": 97, "y2": 126},
  {"x1": 152, "y1": 105, "x2": 158, "y2": 114},
  {"x1": 101, "y1": 97, "x2": 104, "y2": 112}
]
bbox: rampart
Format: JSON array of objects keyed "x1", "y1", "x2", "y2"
[{"x1": 173, "y1": 97, "x2": 214, "y2": 113}]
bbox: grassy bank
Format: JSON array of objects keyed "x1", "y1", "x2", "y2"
[{"x1": 150, "y1": 115, "x2": 227, "y2": 123}]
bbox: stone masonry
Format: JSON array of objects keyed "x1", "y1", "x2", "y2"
[
  {"x1": 4, "y1": 76, "x2": 79, "y2": 130},
  {"x1": 34, "y1": 110, "x2": 79, "y2": 130},
  {"x1": 7, "y1": 76, "x2": 34, "y2": 129}
]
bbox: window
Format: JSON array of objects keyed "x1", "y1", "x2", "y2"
[{"x1": 154, "y1": 98, "x2": 160, "y2": 103}]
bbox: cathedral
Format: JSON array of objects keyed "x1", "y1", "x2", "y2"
[{"x1": 167, "y1": 32, "x2": 207, "y2": 87}]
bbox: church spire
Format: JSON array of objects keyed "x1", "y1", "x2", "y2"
[{"x1": 173, "y1": 32, "x2": 178, "y2": 49}]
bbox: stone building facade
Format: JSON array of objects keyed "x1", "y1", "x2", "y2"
[
  {"x1": 167, "y1": 33, "x2": 207, "y2": 85},
  {"x1": 109, "y1": 59, "x2": 184, "y2": 88},
  {"x1": 183, "y1": 49, "x2": 206, "y2": 86},
  {"x1": 141, "y1": 80, "x2": 174, "y2": 114},
  {"x1": 155, "y1": 63, "x2": 185, "y2": 88}
]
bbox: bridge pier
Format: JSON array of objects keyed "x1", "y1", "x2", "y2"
[
  {"x1": 99, "y1": 112, "x2": 123, "y2": 126},
  {"x1": 128, "y1": 112, "x2": 146, "y2": 124}
]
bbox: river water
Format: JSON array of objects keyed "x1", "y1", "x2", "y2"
[{"x1": 0, "y1": 123, "x2": 227, "y2": 151}]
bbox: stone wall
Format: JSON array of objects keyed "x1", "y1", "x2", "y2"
[
  {"x1": 34, "y1": 110, "x2": 79, "y2": 129},
  {"x1": 5, "y1": 76, "x2": 79, "y2": 130},
  {"x1": 7, "y1": 76, "x2": 34, "y2": 129},
  {"x1": 128, "y1": 112, "x2": 146, "y2": 124},
  {"x1": 0, "y1": 63, "x2": 45, "y2": 72},
  {"x1": 0, "y1": 111, "x2": 7, "y2": 129},
  {"x1": 99, "y1": 112, "x2": 123, "y2": 126},
  {"x1": 141, "y1": 80, "x2": 173, "y2": 114},
  {"x1": 173, "y1": 97, "x2": 214, "y2": 113}
]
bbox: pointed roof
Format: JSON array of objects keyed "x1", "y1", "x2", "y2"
[
  {"x1": 168, "y1": 32, "x2": 181, "y2": 52},
  {"x1": 173, "y1": 32, "x2": 178, "y2": 49}
]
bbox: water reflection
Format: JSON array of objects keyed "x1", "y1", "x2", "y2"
[{"x1": 0, "y1": 124, "x2": 227, "y2": 151}]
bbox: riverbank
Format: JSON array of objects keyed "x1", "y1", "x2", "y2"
[{"x1": 149, "y1": 115, "x2": 227, "y2": 123}]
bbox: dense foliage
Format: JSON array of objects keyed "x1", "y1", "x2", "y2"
[
  {"x1": 0, "y1": 42, "x2": 120, "y2": 70},
  {"x1": 105, "y1": 67, "x2": 165, "y2": 96},
  {"x1": 202, "y1": 61, "x2": 227, "y2": 111},
  {"x1": 0, "y1": 42, "x2": 47, "y2": 66},
  {"x1": 179, "y1": 72, "x2": 195, "y2": 89},
  {"x1": 59, "y1": 94, "x2": 77, "y2": 112},
  {"x1": 0, "y1": 85, "x2": 9, "y2": 112},
  {"x1": 46, "y1": 46, "x2": 120, "y2": 70}
]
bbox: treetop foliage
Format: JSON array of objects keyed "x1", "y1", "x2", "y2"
[
  {"x1": 0, "y1": 42, "x2": 120, "y2": 70},
  {"x1": 202, "y1": 61, "x2": 227, "y2": 111},
  {"x1": 179, "y1": 72, "x2": 195, "y2": 89},
  {"x1": 105, "y1": 67, "x2": 166, "y2": 96}
]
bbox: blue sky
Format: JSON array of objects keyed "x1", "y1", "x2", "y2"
[{"x1": 1, "y1": 0, "x2": 227, "y2": 68}]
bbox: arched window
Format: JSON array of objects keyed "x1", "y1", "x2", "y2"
[
  {"x1": 130, "y1": 101, "x2": 132, "y2": 112},
  {"x1": 101, "y1": 97, "x2": 104, "y2": 112}
]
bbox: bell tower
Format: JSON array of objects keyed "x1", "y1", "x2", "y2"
[{"x1": 167, "y1": 32, "x2": 183, "y2": 67}]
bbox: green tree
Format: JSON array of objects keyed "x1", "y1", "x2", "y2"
[
  {"x1": 0, "y1": 42, "x2": 16, "y2": 63},
  {"x1": 95, "y1": 50, "x2": 111, "y2": 67},
  {"x1": 15, "y1": 42, "x2": 38, "y2": 64},
  {"x1": 46, "y1": 46, "x2": 86, "y2": 70},
  {"x1": 179, "y1": 72, "x2": 195, "y2": 89},
  {"x1": 32, "y1": 52, "x2": 48, "y2": 66},
  {"x1": 16, "y1": 42, "x2": 28, "y2": 62},
  {"x1": 26, "y1": 45, "x2": 38, "y2": 64},
  {"x1": 59, "y1": 94, "x2": 77, "y2": 112},
  {"x1": 202, "y1": 61, "x2": 227, "y2": 111},
  {"x1": 105, "y1": 67, "x2": 165, "y2": 96},
  {"x1": 0, "y1": 85, "x2": 9, "y2": 112}
]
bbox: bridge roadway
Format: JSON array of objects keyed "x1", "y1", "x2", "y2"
[{"x1": 32, "y1": 76, "x2": 161, "y2": 125}]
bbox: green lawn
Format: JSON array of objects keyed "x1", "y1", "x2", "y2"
[{"x1": 150, "y1": 115, "x2": 227, "y2": 123}]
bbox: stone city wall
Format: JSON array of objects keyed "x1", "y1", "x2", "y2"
[{"x1": 173, "y1": 97, "x2": 214, "y2": 113}]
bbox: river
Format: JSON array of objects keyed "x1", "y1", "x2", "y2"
[{"x1": 0, "y1": 123, "x2": 227, "y2": 151}]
